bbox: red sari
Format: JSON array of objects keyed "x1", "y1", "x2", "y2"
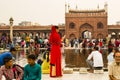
[{"x1": 49, "y1": 26, "x2": 62, "y2": 77}]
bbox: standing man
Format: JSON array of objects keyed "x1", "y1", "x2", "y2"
[
  {"x1": 108, "y1": 51, "x2": 120, "y2": 80},
  {"x1": 86, "y1": 46, "x2": 103, "y2": 72}
]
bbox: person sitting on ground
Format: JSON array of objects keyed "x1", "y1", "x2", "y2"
[
  {"x1": 108, "y1": 51, "x2": 120, "y2": 80},
  {"x1": 0, "y1": 56, "x2": 24, "y2": 80},
  {"x1": 40, "y1": 48, "x2": 50, "y2": 74},
  {"x1": 10, "y1": 47, "x2": 17, "y2": 60},
  {"x1": 86, "y1": 46, "x2": 103, "y2": 72},
  {"x1": 107, "y1": 47, "x2": 118, "y2": 65},
  {"x1": 24, "y1": 54, "x2": 41, "y2": 80},
  {"x1": 10, "y1": 47, "x2": 16, "y2": 54}
]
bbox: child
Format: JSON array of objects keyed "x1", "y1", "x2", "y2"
[
  {"x1": 0, "y1": 56, "x2": 23, "y2": 80},
  {"x1": 24, "y1": 54, "x2": 41, "y2": 80}
]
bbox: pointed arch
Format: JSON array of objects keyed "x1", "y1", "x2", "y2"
[
  {"x1": 69, "y1": 22, "x2": 76, "y2": 29},
  {"x1": 97, "y1": 33, "x2": 103, "y2": 39},
  {"x1": 80, "y1": 23, "x2": 93, "y2": 39},
  {"x1": 36, "y1": 32, "x2": 40, "y2": 36},
  {"x1": 69, "y1": 33, "x2": 76, "y2": 39},
  {"x1": 29, "y1": 32, "x2": 34, "y2": 38},
  {"x1": 2, "y1": 33, "x2": 7, "y2": 36},
  {"x1": 80, "y1": 23, "x2": 93, "y2": 29},
  {"x1": 97, "y1": 22, "x2": 104, "y2": 29},
  {"x1": 82, "y1": 30, "x2": 92, "y2": 39}
]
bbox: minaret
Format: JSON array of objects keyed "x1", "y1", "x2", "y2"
[
  {"x1": 76, "y1": 5, "x2": 78, "y2": 10},
  {"x1": 97, "y1": 4, "x2": 99, "y2": 10},
  {"x1": 104, "y1": 2, "x2": 108, "y2": 13},
  {"x1": 68, "y1": 4, "x2": 70, "y2": 12},
  {"x1": 65, "y1": 3, "x2": 67, "y2": 13}
]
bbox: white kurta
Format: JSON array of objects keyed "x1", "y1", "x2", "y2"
[{"x1": 87, "y1": 51, "x2": 103, "y2": 67}]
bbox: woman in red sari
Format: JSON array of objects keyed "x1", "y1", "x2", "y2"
[{"x1": 49, "y1": 26, "x2": 62, "y2": 77}]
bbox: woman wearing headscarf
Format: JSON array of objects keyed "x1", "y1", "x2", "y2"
[{"x1": 49, "y1": 26, "x2": 62, "y2": 77}]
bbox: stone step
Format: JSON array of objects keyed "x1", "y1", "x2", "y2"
[
  {"x1": 94, "y1": 69, "x2": 104, "y2": 74},
  {"x1": 79, "y1": 67, "x2": 88, "y2": 74},
  {"x1": 63, "y1": 68, "x2": 73, "y2": 74},
  {"x1": 63, "y1": 67, "x2": 108, "y2": 74}
]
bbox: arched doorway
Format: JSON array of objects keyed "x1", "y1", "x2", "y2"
[
  {"x1": 29, "y1": 32, "x2": 33, "y2": 38},
  {"x1": 111, "y1": 32, "x2": 116, "y2": 38},
  {"x1": 80, "y1": 23, "x2": 93, "y2": 39},
  {"x1": 118, "y1": 33, "x2": 120, "y2": 38},
  {"x1": 69, "y1": 34, "x2": 76, "y2": 40},
  {"x1": 15, "y1": 32, "x2": 20, "y2": 37},
  {"x1": 1, "y1": 33, "x2": 7, "y2": 41},
  {"x1": 21, "y1": 32, "x2": 27, "y2": 39},
  {"x1": 36, "y1": 32, "x2": 40, "y2": 37},
  {"x1": 97, "y1": 33, "x2": 103, "y2": 39},
  {"x1": 2, "y1": 33, "x2": 7, "y2": 37},
  {"x1": 82, "y1": 30, "x2": 91, "y2": 39}
]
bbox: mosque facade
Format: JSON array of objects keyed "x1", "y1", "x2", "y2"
[{"x1": 0, "y1": 3, "x2": 120, "y2": 39}]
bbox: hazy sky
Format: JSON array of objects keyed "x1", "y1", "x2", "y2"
[{"x1": 0, "y1": 0, "x2": 120, "y2": 25}]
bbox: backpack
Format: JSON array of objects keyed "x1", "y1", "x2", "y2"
[{"x1": 12, "y1": 64, "x2": 24, "y2": 80}]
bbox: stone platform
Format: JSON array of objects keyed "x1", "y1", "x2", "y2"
[{"x1": 1, "y1": 48, "x2": 109, "y2": 80}]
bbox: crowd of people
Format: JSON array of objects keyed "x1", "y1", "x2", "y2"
[
  {"x1": 0, "y1": 25, "x2": 63, "y2": 80},
  {"x1": 0, "y1": 25, "x2": 120, "y2": 80}
]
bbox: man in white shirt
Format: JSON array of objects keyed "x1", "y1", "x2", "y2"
[
  {"x1": 86, "y1": 46, "x2": 103, "y2": 72},
  {"x1": 107, "y1": 47, "x2": 116, "y2": 65}
]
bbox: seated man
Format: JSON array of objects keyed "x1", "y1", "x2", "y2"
[
  {"x1": 86, "y1": 46, "x2": 103, "y2": 72},
  {"x1": 108, "y1": 51, "x2": 120, "y2": 80}
]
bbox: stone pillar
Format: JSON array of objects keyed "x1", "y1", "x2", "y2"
[{"x1": 9, "y1": 17, "x2": 14, "y2": 43}]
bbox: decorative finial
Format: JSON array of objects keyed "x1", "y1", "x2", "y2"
[
  {"x1": 104, "y1": 2, "x2": 108, "y2": 13},
  {"x1": 97, "y1": 4, "x2": 99, "y2": 10},
  {"x1": 65, "y1": 3, "x2": 67, "y2": 7},
  {"x1": 68, "y1": 4, "x2": 70, "y2": 12},
  {"x1": 65, "y1": 3, "x2": 67, "y2": 13},
  {"x1": 68, "y1": 4, "x2": 70, "y2": 9},
  {"x1": 9, "y1": 17, "x2": 14, "y2": 26},
  {"x1": 76, "y1": 5, "x2": 78, "y2": 10}
]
